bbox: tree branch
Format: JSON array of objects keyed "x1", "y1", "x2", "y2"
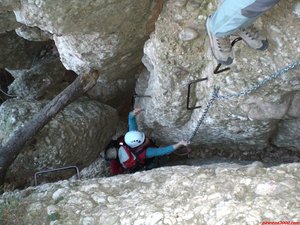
[{"x1": 0, "y1": 70, "x2": 99, "y2": 185}]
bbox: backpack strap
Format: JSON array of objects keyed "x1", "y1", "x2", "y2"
[{"x1": 121, "y1": 145, "x2": 146, "y2": 172}]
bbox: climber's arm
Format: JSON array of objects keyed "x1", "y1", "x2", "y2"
[{"x1": 145, "y1": 140, "x2": 190, "y2": 158}]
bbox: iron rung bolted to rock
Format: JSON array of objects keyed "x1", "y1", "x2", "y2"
[
  {"x1": 186, "y1": 77, "x2": 208, "y2": 110},
  {"x1": 34, "y1": 165, "x2": 80, "y2": 186}
]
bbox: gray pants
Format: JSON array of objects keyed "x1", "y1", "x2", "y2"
[{"x1": 209, "y1": 0, "x2": 280, "y2": 37}]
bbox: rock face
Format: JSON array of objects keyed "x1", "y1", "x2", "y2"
[
  {"x1": 87, "y1": 76, "x2": 136, "y2": 107},
  {"x1": 0, "y1": 11, "x2": 20, "y2": 33},
  {"x1": 11, "y1": 0, "x2": 162, "y2": 79},
  {"x1": 3, "y1": 0, "x2": 163, "y2": 106},
  {"x1": 135, "y1": 0, "x2": 300, "y2": 151},
  {"x1": 7, "y1": 57, "x2": 72, "y2": 100},
  {"x1": 0, "y1": 30, "x2": 45, "y2": 69},
  {"x1": 0, "y1": 2, "x2": 300, "y2": 224},
  {"x1": 0, "y1": 0, "x2": 20, "y2": 10},
  {"x1": 0, "y1": 57, "x2": 119, "y2": 187},
  {"x1": 15, "y1": 25, "x2": 52, "y2": 42},
  {"x1": 1, "y1": 0, "x2": 299, "y2": 156},
  {"x1": 1, "y1": 162, "x2": 299, "y2": 224},
  {"x1": 0, "y1": 97, "x2": 118, "y2": 187}
]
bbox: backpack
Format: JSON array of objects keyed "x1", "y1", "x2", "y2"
[
  {"x1": 118, "y1": 145, "x2": 138, "y2": 170},
  {"x1": 104, "y1": 135, "x2": 158, "y2": 172},
  {"x1": 104, "y1": 136, "x2": 140, "y2": 170}
]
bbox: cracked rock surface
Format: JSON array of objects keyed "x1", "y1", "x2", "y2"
[{"x1": 1, "y1": 162, "x2": 299, "y2": 225}]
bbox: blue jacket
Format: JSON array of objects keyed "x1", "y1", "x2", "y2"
[{"x1": 128, "y1": 112, "x2": 175, "y2": 158}]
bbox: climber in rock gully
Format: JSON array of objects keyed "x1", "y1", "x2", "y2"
[
  {"x1": 104, "y1": 108, "x2": 190, "y2": 175},
  {"x1": 206, "y1": 0, "x2": 280, "y2": 65}
]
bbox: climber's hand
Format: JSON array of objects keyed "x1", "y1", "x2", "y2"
[
  {"x1": 173, "y1": 140, "x2": 190, "y2": 150},
  {"x1": 178, "y1": 140, "x2": 190, "y2": 147},
  {"x1": 132, "y1": 108, "x2": 143, "y2": 116}
]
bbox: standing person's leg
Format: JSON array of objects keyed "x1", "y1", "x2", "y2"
[
  {"x1": 206, "y1": 0, "x2": 280, "y2": 65},
  {"x1": 209, "y1": 0, "x2": 258, "y2": 38}
]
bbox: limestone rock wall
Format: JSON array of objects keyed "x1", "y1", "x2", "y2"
[
  {"x1": 7, "y1": 57, "x2": 72, "y2": 100},
  {"x1": 0, "y1": 9, "x2": 47, "y2": 69},
  {"x1": 1, "y1": 162, "x2": 299, "y2": 224},
  {"x1": 0, "y1": 57, "x2": 119, "y2": 187},
  {"x1": 0, "y1": 11, "x2": 20, "y2": 33},
  {"x1": 1, "y1": 0, "x2": 300, "y2": 188},
  {"x1": 0, "y1": 30, "x2": 45, "y2": 69},
  {"x1": 15, "y1": 25, "x2": 52, "y2": 42},
  {"x1": 11, "y1": 0, "x2": 161, "y2": 78},
  {"x1": 135, "y1": 0, "x2": 300, "y2": 151},
  {"x1": 2, "y1": 0, "x2": 164, "y2": 105},
  {"x1": 0, "y1": 0, "x2": 20, "y2": 11},
  {"x1": 0, "y1": 97, "x2": 118, "y2": 187}
]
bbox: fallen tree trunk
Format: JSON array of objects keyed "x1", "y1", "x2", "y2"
[{"x1": 0, "y1": 70, "x2": 100, "y2": 185}]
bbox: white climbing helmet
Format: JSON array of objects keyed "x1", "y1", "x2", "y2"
[{"x1": 124, "y1": 131, "x2": 145, "y2": 148}]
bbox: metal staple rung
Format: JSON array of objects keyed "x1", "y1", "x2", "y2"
[
  {"x1": 186, "y1": 77, "x2": 208, "y2": 110},
  {"x1": 34, "y1": 165, "x2": 80, "y2": 186},
  {"x1": 131, "y1": 94, "x2": 151, "y2": 109}
]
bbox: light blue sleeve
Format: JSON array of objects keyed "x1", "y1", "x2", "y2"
[
  {"x1": 145, "y1": 146, "x2": 175, "y2": 158},
  {"x1": 128, "y1": 112, "x2": 138, "y2": 131},
  {"x1": 209, "y1": 0, "x2": 258, "y2": 37},
  {"x1": 209, "y1": 0, "x2": 279, "y2": 37}
]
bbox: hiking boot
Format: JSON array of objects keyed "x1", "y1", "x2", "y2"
[
  {"x1": 206, "y1": 15, "x2": 233, "y2": 65},
  {"x1": 235, "y1": 25, "x2": 269, "y2": 51}
]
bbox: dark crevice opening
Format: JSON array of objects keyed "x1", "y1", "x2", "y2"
[{"x1": 0, "y1": 69, "x2": 15, "y2": 105}]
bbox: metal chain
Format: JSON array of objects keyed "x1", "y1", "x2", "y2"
[
  {"x1": 217, "y1": 60, "x2": 300, "y2": 100},
  {"x1": 189, "y1": 60, "x2": 300, "y2": 142},
  {"x1": 189, "y1": 86, "x2": 220, "y2": 142}
]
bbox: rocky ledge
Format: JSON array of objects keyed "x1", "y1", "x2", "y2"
[{"x1": 1, "y1": 162, "x2": 299, "y2": 225}]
